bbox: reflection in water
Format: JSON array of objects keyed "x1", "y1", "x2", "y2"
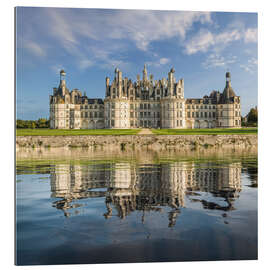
[
  {"x1": 16, "y1": 154, "x2": 258, "y2": 265},
  {"x1": 50, "y1": 162, "x2": 241, "y2": 226}
]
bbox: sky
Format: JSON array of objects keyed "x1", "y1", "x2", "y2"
[{"x1": 16, "y1": 7, "x2": 258, "y2": 120}]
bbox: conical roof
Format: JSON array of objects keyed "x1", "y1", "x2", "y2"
[{"x1": 222, "y1": 72, "x2": 236, "y2": 99}]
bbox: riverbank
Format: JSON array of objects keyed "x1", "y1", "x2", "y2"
[{"x1": 16, "y1": 134, "x2": 257, "y2": 152}]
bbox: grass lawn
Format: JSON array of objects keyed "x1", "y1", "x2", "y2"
[
  {"x1": 151, "y1": 127, "x2": 258, "y2": 135},
  {"x1": 16, "y1": 127, "x2": 258, "y2": 136},
  {"x1": 16, "y1": 129, "x2": 142, "y2": 136}
]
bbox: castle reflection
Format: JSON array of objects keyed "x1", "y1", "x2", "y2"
[{"x1": 50, "y1": 162, "x2": 242, "y2": 226}]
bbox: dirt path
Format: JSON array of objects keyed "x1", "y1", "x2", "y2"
[{"x1": 138, "y1": 128, "x2": 153, "y2": 135}]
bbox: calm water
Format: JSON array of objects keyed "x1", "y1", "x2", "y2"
[{"x1": 16, "y1": 152, "x2": 257, "y2": 265}]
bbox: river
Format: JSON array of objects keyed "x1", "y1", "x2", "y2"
[{"x1": 16, "y1": 149, "x2": 257, "y2": 265}]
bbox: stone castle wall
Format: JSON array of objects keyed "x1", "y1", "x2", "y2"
[{"x1": 16, "y1": 134, "x2": 257, "y2": 152}]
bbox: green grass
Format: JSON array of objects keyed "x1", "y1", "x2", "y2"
[
  {"x1": 16, "y1": 128, "x2": 141, "y2": 136},
  {"x1": 16, "y1": 127, "x2": 258, "y2": 136},
  {"x1": 151, "y1": 127, "x2": 258, "y2": 135}
]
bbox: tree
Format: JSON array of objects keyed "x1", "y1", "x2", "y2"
[
  {"x1": 37, "y1": 118, "x2": 49, "y2": 128},
  {"x1": 247, "y1": 107, "x2": 258, "y2": 124}
]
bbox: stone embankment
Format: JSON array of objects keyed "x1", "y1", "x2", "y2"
[{"x1": 16, "y1": 134, "x2": 257, "y2": 152}]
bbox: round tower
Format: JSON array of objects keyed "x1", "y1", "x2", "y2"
[{"x1": 161, "y1": 68, "x2": 185, "y2": 128}]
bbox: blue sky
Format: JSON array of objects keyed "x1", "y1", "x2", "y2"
[{"x1": 16, "y1": 7, "x2": 257, "y2": 120}]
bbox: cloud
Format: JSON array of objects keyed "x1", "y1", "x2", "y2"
[
  {"x1": 244, "y1": 28, "x2": 258, "y2": 43},
  {"x1": 23, "y1": 40, "x2": 46, "y2": 57},
  {"x1": 202, "y1": 53, "x2": 237, "y2": 69},
  {"x1": 78, "y1": 59, "x2": 94, "y2": 70},
  {"x1": 159, "y1": 58, "x2": 170, "y2": 65},
  {"x1": 20, "y1": 8, "x2": 212, "y2": 65},
  {"x1": 147, "y1": 57, "x2": 171, "y2": 67},
  {"x1": 240, "y1": 57, "x2": 258, "y2": 73},
  {"x1": 184, "y1": 26, "x2": 257, "y2": 55}
]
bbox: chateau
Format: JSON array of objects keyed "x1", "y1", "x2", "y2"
[{"x1": 49, "y1": 66, "x2": 241, "y2": 129}]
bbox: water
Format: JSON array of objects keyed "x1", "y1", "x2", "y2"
[{"x1": 16, "y1": 151, "x2": 257, "y2": 265}]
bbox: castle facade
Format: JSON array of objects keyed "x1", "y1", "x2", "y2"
[{"x1": 49, "y1": 66, "x2": 241, "y2": 129}]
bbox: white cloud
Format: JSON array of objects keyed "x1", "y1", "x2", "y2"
[
  {"x1": 23, "y1": 40, "x2": 46, "y2": 57},
  {"x1": 146, "y1": 57, "x2": 170, "y2": 67},
  {"x1": 184, "y1": 26, "x2": 257, "y2": 55},
  {"x1": 184, "y1": 29, "x2": 214, "y2": 55},
  {"x1": 202, "y1": 53, "x2": 237, "y2": 69},
  {"x1": 240, "y1": 57, "x2": 258, "y2": 73},
  {"x1": 159, "y1": 58, "x2": 170, "y2": 65},
  {"x1": 244, "y1": 28, "x2": 258, "y2": 43},
  {"x1": 78, "y1": 59, "x2": 94, "y2": 69},
  {"x1": 41, "y1": 8, "x2": 212, "y2": 54}
]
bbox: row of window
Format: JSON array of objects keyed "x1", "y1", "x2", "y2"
[
  {"x1": 81, "y1": 112, "x2": 103, "y2": 118},
  {"x1": 80, "y1": 105, "x2": 103, "y2": 109},
  {"x1": 137, "y1": 111, "x2": 161, "y2": 118},
  {"x1": 187, "y1": 105, "x2": 216, "y2": 109},
  {"x1": 187, "y1": 111, "x2": 216, "y2": 118}
]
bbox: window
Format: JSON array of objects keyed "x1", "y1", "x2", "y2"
[
  {"x1": 140, "y1": 104, "x2": 143, "y2": 109},
  {"x1": 205, "y1": 112, "x2": 207, "y2": 117},
  {"x1": 148, "y1": 104, "x2": 150, "y2": 109},
  {"x1": 196, "y1": 112, "x2": 199, "y2": 118},
  {"x1": 94, "y1": 112, "x2": 97, "y2": 118},
  {"x1": 144, "y1": 104, "x2": 147, "y2": 109},
  {"x1": 130, "y1": 104, "x2": 134, "y2": 109},
  {"x1": 213, "y1": 112, "x2": 216, "y2": 118},
  {"x1": 200, "y1": 112, "x2": 203, "y2": 117},
  {"x1": 235, "y1": 120, "x2": 238, "y2": 126},
  {"x1": 130, "y1": 112, "x2": 134, "y2": 118},
  {"x1": 187, "y1": 112, "x2": 190, "y2": 118},
  {"x1": 205, "y1": 105, "x2": 207, "y2": 109},
  {"x1": 192, "y1": 112, "x2": 194, "y2": 118}
]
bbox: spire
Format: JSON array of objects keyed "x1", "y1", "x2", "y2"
[
  {"x1": 60, "y1": 69, "x2": 66, "y2": 84},
  {"x1": 59, "y1": 69, "x2": 66, "y2": 96},
  {"x1": 226, "y1": 71, "x2": 231, "y2": 87},
  {"x1": 143, "y1": 64, "x2": 148, "y2": 82},
  {"x1": 223, "y1": 71, "x2": 236, "y2": 101}
]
